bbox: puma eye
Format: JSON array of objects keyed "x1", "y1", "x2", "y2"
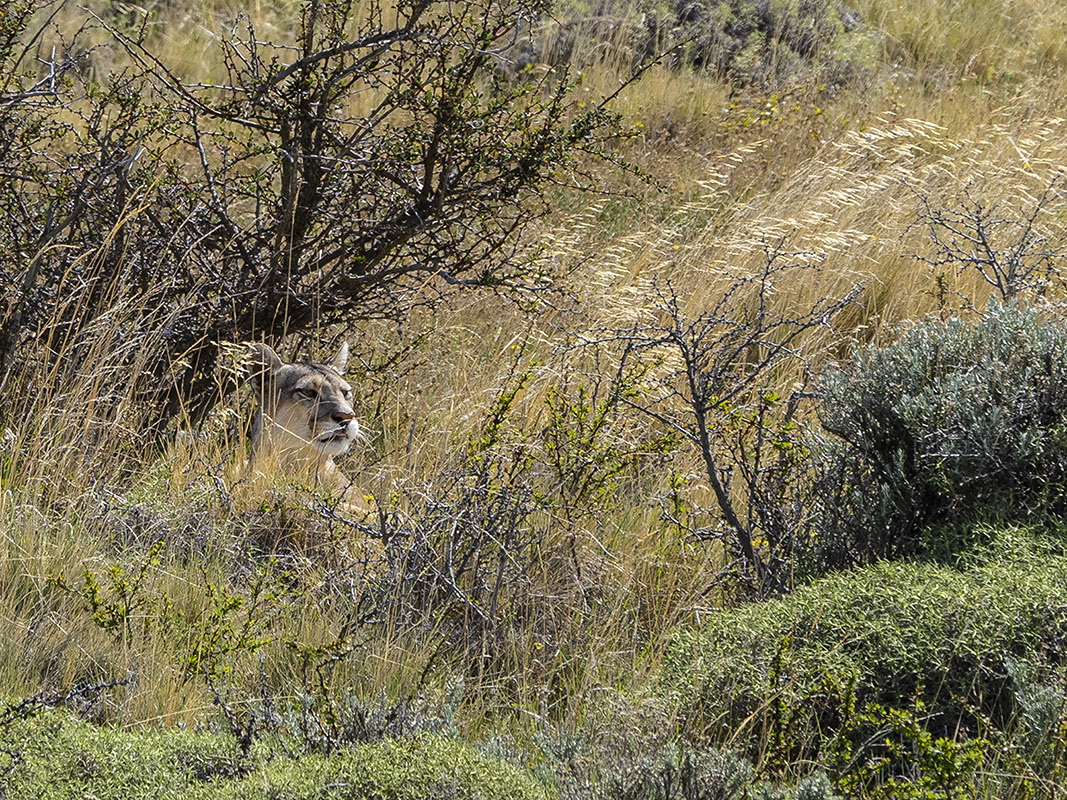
[{"x1": 295, "y1": 387, "x2": 318, "y2": 400}]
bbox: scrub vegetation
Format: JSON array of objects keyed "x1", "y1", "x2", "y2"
[{"x1": 3, "y1": 0, "x2": 1067, "y2": 797}]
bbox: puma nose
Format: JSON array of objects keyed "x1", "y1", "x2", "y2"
[{"x1": 332, "y1": 410, "x2": 355, "y2": 424}]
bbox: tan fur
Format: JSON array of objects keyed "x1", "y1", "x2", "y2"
[{"x1": 246, "y1": 342, "x2": 370, "y2": 514}]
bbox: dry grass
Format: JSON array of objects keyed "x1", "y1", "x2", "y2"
[{"x1": 852, "y1": 0, "x2": 1067, "y2": 79}]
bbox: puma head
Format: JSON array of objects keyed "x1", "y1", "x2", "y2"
[{"x1": 247, "y1": 342, "x2": 360, "y2": 458}]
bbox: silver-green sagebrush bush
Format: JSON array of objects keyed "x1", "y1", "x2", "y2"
[
  {"x1": 546, "y1": 0, "x2": 877, "y2": 88},
  {"x1": 808, "y1": 303, "x2": 1067, "y2": 570}
]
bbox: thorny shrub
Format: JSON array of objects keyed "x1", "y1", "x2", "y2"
[
  {"x1": 911, "y1": 179, "x2": 1067, "y2": 308},
  {"x1": 0, "y1": 0, "x2": 626, "y2": 448},
  {"x1": 612, "y1": 243, "x2": 861, "y2": 595}
]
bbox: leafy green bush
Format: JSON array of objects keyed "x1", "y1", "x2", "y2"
[
  {"x1": 809, "y1": 304, "x2": 1067, "y2": 568},
  {"x1": 828, "y1": 701, "x2": 988, "y2": 800},
  {"x1": 0, "y1": 710, "x2": 550, "y2": 800},
  {"x1": 661, "y1": 530, "x2": 1067, "y2": 760}
]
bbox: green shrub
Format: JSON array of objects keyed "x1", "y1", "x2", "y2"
[
  {"x1": 0, "y1": 710, "x2": 550, "y2": 800},
  {"x1": 661, "y1": 530, "x2": 1067, "y2": 759},
  {"x1": 793, "y1": 772, "x2": 841, "y2": 800},
  {"x1": 828, "y1": 701, "x2": 988, "y2": 800},
  {"x1": 809, "y1": 304, "x2": 1067, "y2": 569}
]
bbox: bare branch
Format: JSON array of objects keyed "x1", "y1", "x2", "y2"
[
  {"x1": 908, "y1": 177, "x2": 1067, "y2": 305},
  {"x1": 598, "y1": 242, "x2": 862, "y2": 594}
]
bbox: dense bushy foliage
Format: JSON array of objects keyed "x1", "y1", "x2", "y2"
[
  {"x1": 0, "y1": 710, "x2": 550, "y2": 800},
  {"x1": 807, "y1": 303, "x2": 1067, "y2": 568},
  {"x1": 662, "y1": 530, "x2": 1067, "y2": 789},
  {"x1": 546, "y1": 0, "x2": 875, "y2": 87}
]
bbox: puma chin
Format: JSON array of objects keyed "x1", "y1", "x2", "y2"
[{"x1": 247, "y1": 341, "x2": 363, "y2": 463}]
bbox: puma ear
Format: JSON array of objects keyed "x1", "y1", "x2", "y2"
[
  {"x1": 328, "y1": 341, "x2": 349, "y2": 374},
  {"x1": 246, "y1": 342, "x2": 283, "y2": 394}
]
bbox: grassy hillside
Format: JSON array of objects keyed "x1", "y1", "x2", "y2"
[{"x1": 3, "y1": 0, "x2": 1067, "y2": 796}]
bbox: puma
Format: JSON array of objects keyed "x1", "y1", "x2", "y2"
[{"x1": 246, "y1": 341, "x2": 369, "y2": 513}]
